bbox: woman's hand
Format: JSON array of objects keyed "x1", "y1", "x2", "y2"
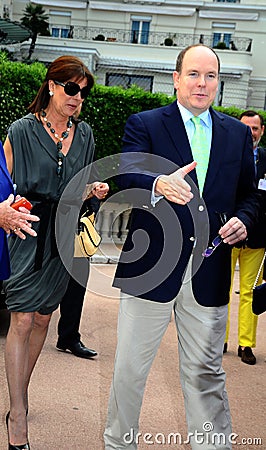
[
  {"x1": 0, "y1": 194, "x2": 40, "y2": 239},
  {"x1": 84, "y1": 182, "x2": 109, "y2": 200},
  {"x1": 92, "y1": 182, "x2": 109, "y2": 200}
]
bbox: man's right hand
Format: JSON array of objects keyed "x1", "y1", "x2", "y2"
[{"x1": 155, "y1": 161, "x2": 196, "y2": 205}]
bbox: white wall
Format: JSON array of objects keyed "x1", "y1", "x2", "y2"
[{"x1": 9, "y1": 0, "x2": 266, "y2": 109}]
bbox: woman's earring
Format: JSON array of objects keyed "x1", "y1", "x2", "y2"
[{"x1": 49, "y1": 90, "x2": 54, "y2": 97}]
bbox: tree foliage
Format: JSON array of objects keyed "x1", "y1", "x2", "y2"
[{"x1": 20, "y1": 3, "x2": 50, "y2": 59}]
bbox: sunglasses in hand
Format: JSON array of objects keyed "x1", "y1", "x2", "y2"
[
  {"x1": 202, "y1": 211, "x2": 229, "y2": 258},
  {"x1": 54, "y1": 80, "x2": 91, "y2": 99},
  {"x1": 202, "y1": 234, "x2": 223, "y2": 258}
]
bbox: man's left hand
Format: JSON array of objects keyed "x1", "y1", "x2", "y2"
[{"x1": 219, "y1": 217, "x2": 247, "y2": 245}]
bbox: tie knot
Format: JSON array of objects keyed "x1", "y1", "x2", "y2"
[{"x1": 191, "y1": 116, "x2": 201, "y2": 126}]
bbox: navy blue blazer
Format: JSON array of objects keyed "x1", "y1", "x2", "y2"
[
  {"x1": 113, "y1": 102, "x2": 259, "y2": 307},
  {"x1": 0, "y1": 142, "x2": 13, "y2": 279},
  {"x1": 245, "y1": 146, "x2": 266, "y2": 249}
]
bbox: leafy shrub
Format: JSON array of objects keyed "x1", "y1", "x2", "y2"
[
  {"x1": 215, "y1": 42, "x2": 227, "y2": 50},
  {"x1": 0, "y1": 55, "x2": 265, "y2": 154},
  {"x1": 0, "y1": 59, "x2": 44, "y2": 138}
]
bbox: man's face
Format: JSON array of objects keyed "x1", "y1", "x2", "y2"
[
  {"x1": 173, "y1": 46, "x2": 219, "y2": 116},
  {"x1": 240, "y1": 115, "x2": 265, "y2": 149}
]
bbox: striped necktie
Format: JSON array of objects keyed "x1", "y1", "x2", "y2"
[{"x1": 190, "y1": 116, "x2": 210, "y2": 195}]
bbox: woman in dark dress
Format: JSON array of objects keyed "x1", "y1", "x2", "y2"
[{"x1": 3, "y1": 55, "x2": 108, "y2": 449}]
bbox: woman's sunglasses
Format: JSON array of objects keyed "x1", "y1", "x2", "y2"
[{"x1": 54, "y1": 80, "x2": 90, "y2": 99}]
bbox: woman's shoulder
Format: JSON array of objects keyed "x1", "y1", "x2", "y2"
[
  {"x1": 8, "y1": 113, "x2": 36, "y2": 132},
  {"x1": 76, "y1": 120, "x2": 92, "y2": 134}
]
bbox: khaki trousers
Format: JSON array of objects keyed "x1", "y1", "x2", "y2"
[{"x1": 104, "y1": 261, "x2": 231, "y2": 450}]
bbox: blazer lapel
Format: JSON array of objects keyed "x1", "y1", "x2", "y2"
[
  {"x1": 159, "y1": 103, "x2": 229, "y2": 196},
  {"x1": 161, "y1": 102, "x2": 198, "y2": 187},
  {"x1": 202, "y1": 108, "x2": 228, "y2": 196}
]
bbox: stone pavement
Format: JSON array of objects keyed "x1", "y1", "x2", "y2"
[{"x1": 0, "y1": 264, "x2": 265, "y2": 450}]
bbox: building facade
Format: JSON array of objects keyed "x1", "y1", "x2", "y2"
[{"x1": 2, "y1": 0, "x2": 266, "y2": 109}]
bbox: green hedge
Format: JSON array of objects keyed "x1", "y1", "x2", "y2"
[
  {"x1": 1, "y1": 56, "x2": 266, "y2": 154},
  {"x1": 0, "y1": 56, "x2": 45, "y2": 139}
]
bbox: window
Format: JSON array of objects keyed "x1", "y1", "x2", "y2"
[
  {"x1": 50, "y1": 10, "x2": 71, "y2": 39},
  {"x1": 52, "y1": 28, "x2": 60, "y2": 38},
  {"x1": 106, "y1": 73, "x2": 153, "y2": 93},
  {"x1": 213, "y1": 32, "x2": 231, "y2": 48},
  {"x1": 61, "y1": 28, "x2": 69, "y2": 38},
  {"x1": 130, "y1": 16, "x2": 151, "y2": 45},
  {"x1": 212, "y1": 22, "x2": 235, "y2": 49},
  {"x1": 214, "y1": 80, "x2": 225, "y2": 106}
]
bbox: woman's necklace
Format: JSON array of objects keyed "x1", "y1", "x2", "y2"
[{"x1": 40, "y1": 110, "x2": 73, "y2": 176}]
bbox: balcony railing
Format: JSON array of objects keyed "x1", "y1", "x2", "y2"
[{"x1": 50, "y1": 26, "x2": 252, "y2": 52}]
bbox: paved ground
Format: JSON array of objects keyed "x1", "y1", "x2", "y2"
[{"x1": 0, "y1": 264, "x2": 265, "y2": 450}]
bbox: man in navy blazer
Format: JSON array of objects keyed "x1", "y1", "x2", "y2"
[
  {"x1": 225, "y1": 110, "x2": 266, "y2": 365},
  {"x1": 104, "y1": 45, "x2": 259, "y2": 450}
]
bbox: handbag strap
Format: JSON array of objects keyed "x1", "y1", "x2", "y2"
[{"x1": 253, "y1": 250, "x2": 266, "y2": 289}]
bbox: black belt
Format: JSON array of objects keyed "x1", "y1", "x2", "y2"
[
  {"x1": 28, "y1": 194, "x2": 82, "y2": 271},
  {"x1": 29, "y1": 197, "x2": 59, "y2": 272}
]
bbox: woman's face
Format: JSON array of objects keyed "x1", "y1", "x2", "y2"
[{"x1": 48, "y1": 77, "x2": 88, "y2": 118}]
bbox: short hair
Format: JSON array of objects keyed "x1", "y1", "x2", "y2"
[
  {"x1": 240, "y1": 110, "x2": 264, "y2": 128},
  {"x1": 175, "y1": 44, "x2": 220, "y2": 74},
  {"x1": 28, "y1": 55, "x2": 94, "y2": 115}
]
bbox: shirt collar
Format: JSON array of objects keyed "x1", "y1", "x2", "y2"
[{"x1": 177, "y1": 101, "x2": 212, "y2": 129}]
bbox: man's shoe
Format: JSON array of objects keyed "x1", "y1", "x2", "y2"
[
  {"x1": 56, "y1": 341, "x2": 97, "y2": 359},
  {"x1": 238, "y1": 346, "x2": 256, "y2": 365}
]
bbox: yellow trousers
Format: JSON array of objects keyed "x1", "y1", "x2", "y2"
[{"x1": 225, "y1": 246, "x2": 264, "y2": 348}]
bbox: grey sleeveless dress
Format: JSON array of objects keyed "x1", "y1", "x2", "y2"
[{"x1": 3, "y1": 113, "x2": 95, "y2": 314}]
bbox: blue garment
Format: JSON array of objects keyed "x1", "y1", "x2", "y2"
[
  {"x1": 114, "y1": 102, "x2": 259, "y2": 306},
  {"x1": 0, "y1": 141, "x2": 14, "y2": 279}
]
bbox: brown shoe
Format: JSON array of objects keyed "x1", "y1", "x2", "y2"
[{"x1": 238, "y1": 346, "x2": 256, "y2": 365}]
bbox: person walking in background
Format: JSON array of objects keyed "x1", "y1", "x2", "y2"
[
  {"x1": 56, "y1": 266, "x2": 97, "y2": 359},
  {"x1": 224, "y1": 110, "x2": 266, "y2": 364},
  {"x1": 55, "y1": 106, "x2": 106, "y2": 360},
  {"x1": 56, "y1": 196, "x2": 101, "y2": 359},
  {"x1": 3, "y1": 55, "x2": 108, "y2": 450},
  {"x1": 104, "y1": 44, "x2": 259, "y2": 450}
]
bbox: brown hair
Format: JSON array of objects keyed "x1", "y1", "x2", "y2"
[
  {"x1": 175, "y1": 44, "x2": 220, "y2": 74},
  {"x1": 240, "y1": 110, "x2": 264, "y2": 127},
  {"x1": 28, "y1": 55, "x2": 94, "y2": 115}
]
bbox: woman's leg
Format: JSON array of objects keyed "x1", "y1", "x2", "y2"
[
  {"x1": 5, "y1": 311, "x2": 51, "y2": 445},
  {"x1": 5, "y1": 311, "x2": 34, "y2": 445},
  {"x1": 23, "y1": 312, "x2": 52, "y2": 409}
]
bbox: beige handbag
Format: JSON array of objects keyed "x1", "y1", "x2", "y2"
[{"x1": 74, "y1": 211, "x2": 101, "y2": 257}]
